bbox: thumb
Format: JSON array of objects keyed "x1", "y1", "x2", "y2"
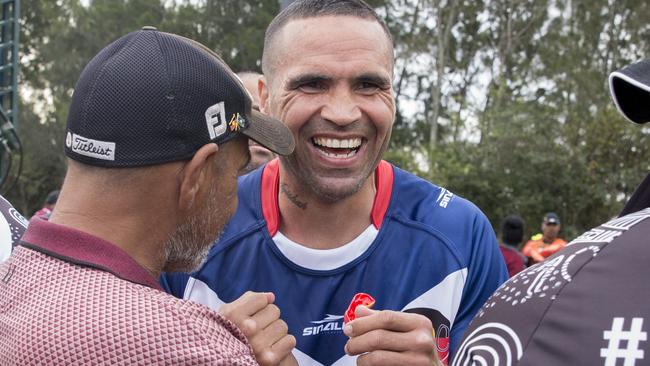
[
  {"x1": 355, "y1": 305, "x2": 376, "y2": 318},
  {"x1": 265, "y1": 292, "x2": 276, "y2": 304}
]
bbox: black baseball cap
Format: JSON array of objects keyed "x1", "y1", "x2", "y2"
[
  {"x1": 543, "y1": 212, "x2": 560, "y2": 225},
  {"x1": 609, "y1": 58, "x2": 650, "y2": 124},
  {"x1": 65, "y1": 27, "x2": 294, "y2": 167}
]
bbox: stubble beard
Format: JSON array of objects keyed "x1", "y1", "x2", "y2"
[
  {"x1": 162, "y1": 185, "x2": 223, "y2": 273},
  {"x1": 279, "y1": 154, "x2": 370, "y2": 203}
]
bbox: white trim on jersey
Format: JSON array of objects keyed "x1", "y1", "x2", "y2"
[
  {"x1": 272, "y1": 225, "x2": 379, "y2": 271},
  {"x1": 401, "y1": 268, "x2": 467, "y2": 329},
  {"x1": 293, "y1": 346, "x2": 359, "y2": 365},
  {"x1": 184, "y1": 277, "x2": 227, "y2": 311}
]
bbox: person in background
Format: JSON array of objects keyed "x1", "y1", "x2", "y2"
[
  {"x1": 239, "y1": 71, "x2": 276, "y2": 174},
  {"x1": 521, "y1": 212, "x2": 567, "y2": 264},
  {"x1": 31, "y1": 189, "x2": 59, "y2": 220},
  {"x1": 0, "y1": 27, "x2": 295, "y2": 365},
  {"x1": 499, "y1": 215, "x2": 526, "y2": 277},
  {"x1": 452, "y1": 57, "x2": 650, "y2": 366}
]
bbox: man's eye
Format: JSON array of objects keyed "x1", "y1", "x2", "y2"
[
  {"x1": 299, "y1": 81, "x2": 325, "y2": 93},
  {"x1": 358, "y1": 82, "x2": 380, "y2": 93}
]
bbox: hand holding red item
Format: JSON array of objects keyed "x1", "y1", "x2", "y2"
[
  {"x1": 342, "y1": 293, "x2": 442, "y2": 366},
  {"x1": 344, "y1": 293, "x2": 375, "y2": 323}
]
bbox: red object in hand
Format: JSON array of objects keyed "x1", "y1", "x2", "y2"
[{"x1": 344, "y1": 293, "x2": 376, "y2": 324}]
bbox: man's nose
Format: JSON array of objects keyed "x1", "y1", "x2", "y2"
[{"x1": 320, "y1": 86, "x2": 362, "y2": 126}]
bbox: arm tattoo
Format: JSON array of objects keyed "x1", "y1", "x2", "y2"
[{"x1": 281, "y1": 183, "x2": 307, "y2": 210}]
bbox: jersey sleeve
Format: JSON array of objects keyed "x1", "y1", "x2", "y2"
[
  {"x1": 160, "y1": 272, "x2": 191, "y2": 299},
  {"x1": 450, "y1": 211, "x2": 508, "y2": 356}
]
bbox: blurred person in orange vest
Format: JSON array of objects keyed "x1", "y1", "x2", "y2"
[{"x1": 521, "y1": 212, "x2": 567, "y2": 264}]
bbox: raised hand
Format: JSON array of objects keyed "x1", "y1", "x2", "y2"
[{"x1": 219, "y1": 291, "x2": 298, "y2": 366}]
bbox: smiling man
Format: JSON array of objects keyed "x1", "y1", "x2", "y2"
[{"x1": 162, "y1": 1, "x2": 507, "y2": 365}]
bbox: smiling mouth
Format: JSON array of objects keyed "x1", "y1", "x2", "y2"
[{"x1": 312, "y1": 137, "x2": 363, "y2": 159}]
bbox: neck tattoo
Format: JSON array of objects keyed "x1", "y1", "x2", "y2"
[{"x1": 281, "y1": 183, "x2": 307, "y2": 210}]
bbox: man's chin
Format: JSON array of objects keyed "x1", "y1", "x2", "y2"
[
  {"x1": 309, "y1": 177, "x2": 368, "y2": 203},
  {"x1": 162, "y1": 230, "x2": 224, "y2": 273},
  {"x1": 162, "y1": 247, "x2": 210, "y2": 273}
]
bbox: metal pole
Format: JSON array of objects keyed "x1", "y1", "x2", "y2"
[{"x1": 12, "y1": 0, "x2": 19, "y2": 131}]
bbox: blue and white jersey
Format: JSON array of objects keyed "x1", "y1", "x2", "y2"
[{"x1": 162, "y1": 160, "x2": 507, "y2": 365}]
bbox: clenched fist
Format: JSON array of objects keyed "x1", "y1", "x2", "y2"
[{"x1": 219, "y1": 291, "x2": 298, "y2": 366}]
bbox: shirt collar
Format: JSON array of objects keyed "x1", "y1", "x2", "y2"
[
  {"x1": 260, "y1": 159, "x2": 394, "y2": 236},
  {"x1": 20, "y1": 217, "x2": 163, "y2": 290}
]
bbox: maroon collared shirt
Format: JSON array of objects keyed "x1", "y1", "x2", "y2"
[{"x1": 0, "y1": 218, "x2": 257, "y2": 365}]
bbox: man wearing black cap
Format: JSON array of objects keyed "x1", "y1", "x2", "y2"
[
  {"x1": 0, "y1": 27, "x2": 294, "y2": 365},
  {"x1": 451, "y1": 59, "x2": 650, "y2": 365},
  {"x1": 521, "y1": 212, "x2": 567, "y2": 264}
]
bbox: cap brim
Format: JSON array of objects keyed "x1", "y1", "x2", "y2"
[
  {"x1": 609, "y1": 59, "x2": 650, "y2": 124},
  {"x1": 243, "y1": 109, "x2": 295, "y2": 156}
]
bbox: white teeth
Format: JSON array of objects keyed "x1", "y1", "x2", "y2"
[
  {"x1": 313, "y1": 137, "x2": 362, "y2": 149},
  {"x1": 318, "y1": 149, "x2": 358, "y2": 159}
]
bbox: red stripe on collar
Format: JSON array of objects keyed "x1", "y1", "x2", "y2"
[
  {"x1": 260, "y1": 160, "x2": 394, "y2": 236},
  {"x1": 261, "y1": 159, "x2": 281, "y2": 236},
  {"x1": 372, "y1": 160, "x2": 394, "y2": 229}
]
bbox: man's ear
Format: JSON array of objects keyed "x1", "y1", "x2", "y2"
[
  {"x1": 178, "y1": 144, "x2": 219, "y2": 212},
  {"x1": 259, "y1": 76, "x2": 271, "y2": 115}
]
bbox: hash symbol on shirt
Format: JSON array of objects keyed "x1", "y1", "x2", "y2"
[{"x1": 601, "y1": 317, "x2": 647, "y2": 366}]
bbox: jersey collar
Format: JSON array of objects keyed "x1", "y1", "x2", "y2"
[{"x1": 261, "y1": 159, "x2": 394, "y2": 236}]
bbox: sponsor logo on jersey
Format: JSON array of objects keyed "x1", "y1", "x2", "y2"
[
  {"x1": 302, "y1": 314, "x2": 344, "y2": 336},
  {"x1": 436, "y1": 189, "x2": 454, "y2": 208}
]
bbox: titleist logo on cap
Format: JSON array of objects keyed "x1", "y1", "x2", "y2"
[{"x1": 66, "y1": 132, "x2": 116, "y2": 161}]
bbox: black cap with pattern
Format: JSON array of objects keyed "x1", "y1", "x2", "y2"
[{"x1": 65, "y1": 27, "x2": 294, "y2": 167}]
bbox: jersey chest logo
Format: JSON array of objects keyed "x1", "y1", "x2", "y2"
[{"x1": 302, "y1": 314, "x2": 345, "y2": 336}]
